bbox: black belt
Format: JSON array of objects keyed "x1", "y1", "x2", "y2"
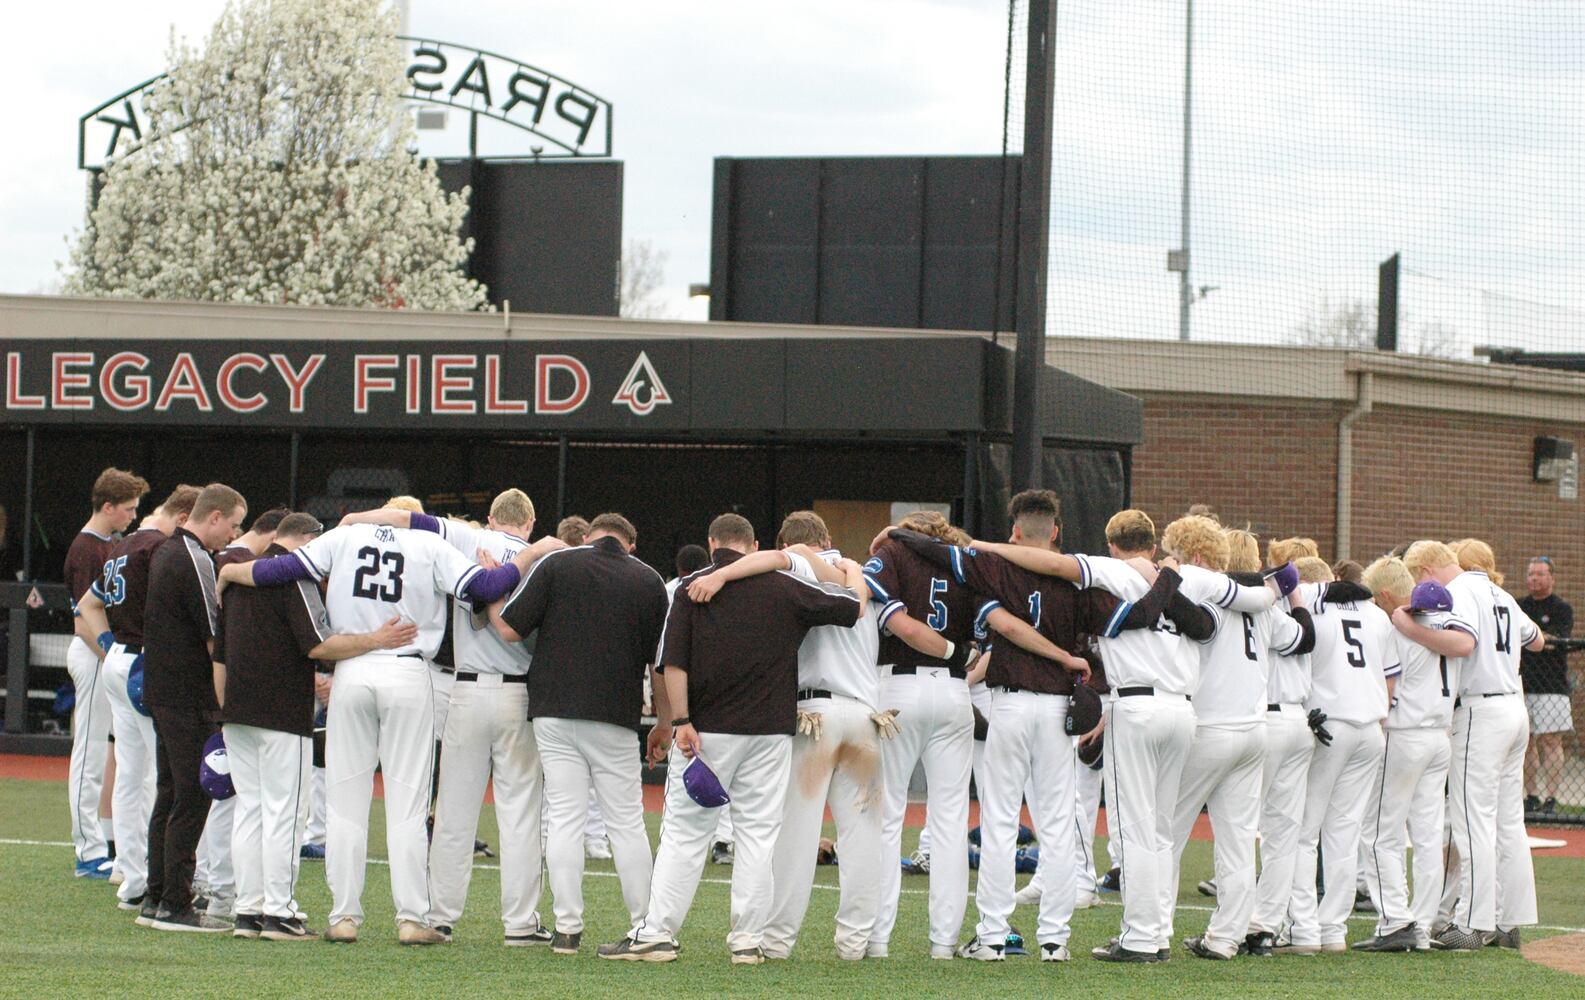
[
  {"x1": 797, "y1": 688, "x2": 833, "y2": 701},
  {"x1": 1267, "y1": 703, "x2": 1282, "y2": 712},
  {"x1": 456, "y1": 672, "x2": 526, "y2": 684},
  {"x1": 1453, "y1": 692, "x2": 1514, "y2": 708},
  {"x1": 992, "y1": 684, "x2": 1062, "y2": 696},
  {"x1": 1118, "y1": 686, "x2": 1189, "y2": 701},
  {"x1": 891, "y1": 664, "x2": 966, "y2": 679},
  {"x1": 117, "y1": 643, "x2": 143, "y2": 654}
]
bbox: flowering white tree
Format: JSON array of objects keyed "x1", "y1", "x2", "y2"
[{"x1": 64, "y1": 0, "x2": 487, "y2": 311}]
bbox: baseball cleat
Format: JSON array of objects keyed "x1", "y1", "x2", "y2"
[
  {"x1": 398, "y1": 921, "x2": 447, "y2": 945},
  {"x1": 598, "y1": 936, "x2": 679, "y2": 962},
  {"x1": 865, "y1": 942, "x2": 889, "y2": 959},
  {"x1": 116, "y1": 893, "x2": 146, "y2": 913},
  {"x1": 431, "y1": 925, "x2": 454, "y2": 942},
  {"x1": 260, "y1": 916, "x2": 319, "y2": 942},
  {"x1": 551, "y1": 931, "x2": 581, "y2": 954},
  {"x1": 585, "y1": 838, "x2": 612, "y2": 860},
  {"x1": 1487, "y1": 927, "x2": 1521, "y2": 949},
  {"x1": 711, "y1": 841, "x2": 735, "y2": 865},
  {"x1": 108, "y1": 868, "x2": 125, "y2": 886},
  {"x1": 473, "y1": 839, "x2": 496, "y2": 859},
  {"x1": 1243, "y1": 931, "x2": 1275, "y2": 957},
  {"x1": 299, "y1": 843, "x2": 326, "y2": 860},
  {"x1": 900, "y1": 849, "x2": 930, "y2": 875},
  {"x1": 1091, "y1": 940, "x2": 1163, "y2": 963},
  {"x1": 135, "y1": 899, "x2": 160, "y2": 926},
  {"x1": 151, "y1": 905, "x2": 232, "y2": 932},
  {"x1": 929, "y1": 944, "x2": 956, "y2": 960},
  {"x1": 1430, "y1": 925, "x2": 1484, "y2": 951},
  {"x1": 1184, "y1": 935, "x2": 1232, "y2": 960},
  {"x1": 1097, "y1": 867, "x2": 1121, "y2": 893},
  {"x1": 326, "y1": 918, "x2": 358, "y2": 943},
  {"x1": 233, "y1": 913, "x2": 264, "y2": 939},
  {"x1": 1014, "y1": 882, "x2": 1043, "y2": 906},
  {"x1": 1351, "y1": 925, "x2": 1418, "y2": 952},
  {"x1": 75, "y1": 857, "x2": 114, "y2": 879},
  {"x1": 1040, "y1": 943, "x2": 1071, "y2": 962},
  {"x1": 1196, "y1": 879, "x2": 1218, "y2": 898},
  {"x1": 956, "y1": 938, "x2": 1005, "y2": 961},
  {"x1": 1271, "y1": 939, "x2": 1320, "y2": 956},
  {"x1": 505, "y1": 927, "x2": 553, "y2": 947},
  {"x1": 730, "y1": 946, "x2": 765, "y2": 965}
]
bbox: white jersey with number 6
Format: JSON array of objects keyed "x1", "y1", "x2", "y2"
[
  {"x1": 1301, "y1": 585, "x2": 1398, "y2": 725},
  {"x1": 293, "y1": 523, "x2": 484, "y2": 659},
  {"x1": 1449, "y1": 570, "x2": 1538, "y2": 697}
]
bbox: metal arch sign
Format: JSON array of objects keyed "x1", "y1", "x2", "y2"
[{"x1": 78, "y1": 36, "x2": 612, "y2": 170}]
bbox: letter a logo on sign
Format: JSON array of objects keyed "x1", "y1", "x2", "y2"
[{"x1": 612, "y1": 351, "x2": 672, "y2": 416}]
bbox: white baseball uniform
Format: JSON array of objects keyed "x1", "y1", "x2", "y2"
[
  {"x1": 289, "y1": 523, "x2": 496, "y2": 928},
  {"x1": 763, "y1": 550, "x2": 885, "y2": 960},
  {"x1": 1360, "y1": 609, "x2": 1467, "y2": 943},
  {"x1": 1169, "y1": 599, "x2": 1307, "y2": 955},
  {"x1": 423, "y1": 520, "x2": 543, "y2": 937},
  {"x1": 1441, "y1": 570, "x2": 1540, "y2": 933},
  {"x1": 1075, "y1": 555, "x2": 1219, "y2": 954},
  {"x1": 1250, "y1": 601, "x2": 1317, "y2": 938},
  {"x1": 1287, "y1": 587, "x2": 1396, "y2": 947}
]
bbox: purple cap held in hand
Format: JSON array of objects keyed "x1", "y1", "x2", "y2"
[
  {"x1": 199, "y1": 731, "x2": 236, "y2": 801},
  {"x1": 682, "y1": 754, "x2": 730, "y2": 808},
  {"x1": 1264, "y1": 561, "x2": 1301, "y2": 597},
  {"x1": 1410, "y1": 580, "x2": 1453, "y2": 614}
]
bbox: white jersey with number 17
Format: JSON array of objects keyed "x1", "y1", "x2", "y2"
[
  {"x1": 1450, "y1": 570, "x2": 1538, "y2": 697},
  {"x1": 293, "y1": 523, "x2": 484, "y2": 660}
]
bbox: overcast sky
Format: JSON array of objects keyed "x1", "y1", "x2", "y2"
[{"x1": 5, "y1": 1, "x2": 1580, "y2": 354}]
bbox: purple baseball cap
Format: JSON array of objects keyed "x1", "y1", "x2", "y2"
[
  {"x1": 1410, "y1": 580, "x2": 1453, "y2": 614},
  {"x1": 199, "y1": 731, "x2": 236, "y2": 800},
  {"x1": 682, "y1": 754, "x2": 730, "y2": 808}
]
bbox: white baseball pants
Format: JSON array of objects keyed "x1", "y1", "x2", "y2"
[
  {"x1": 763, "y1": 695, "x2": 884, "y2": 960},
  {"x1": 67, "y1": 637, "x2": 112, "y2": 863},
  {"x1": 226, "y1": 724, "x2": 310, "y2": 919},
  {"x1": 1445, "y1": 695, "x2": 1536, "y2": 931},
  {"x1": 635, "y1": 733, "x2": 791, "y2": 952},
  {"x1": 1288, "y1": 719, "x2": 1384, "y2": 946},
  {"x1": 196, "y1": 795, "x2": 237, "y2": 913},
  {"x1": 974, "y1": 689, "x2": 1076, "y2": 947},
  {"x1": 102, "y1": 645, "x2": 156, "y2": 903},
  {"x1": 427, "y1": 675, "x2": 543, "y2": 934},
  {"x1": 428, "y1": 664, "x2": 455, "y2": 742},
  {"x1": 874, "y1": 668, "x2": 974, "y2": 951},
  {"x1": 325, "y1": 652, "x2": 436, "y2": 927},
  {"x1": 1169, "y1": 723, "x2": 1266, "y2": 956},
  {"x1": 536, "y1": 716, "x2": 652, "y2": 935},
  {"x1": 1250, "y1": 705, "x2": 1313, "y2": 934},
  {"x1": 1360, "y1": 726, "x2": 1450, "y2": 937},
  {"x1": 1105, "y1": 692, "x2": 1195, "y2": 953}
]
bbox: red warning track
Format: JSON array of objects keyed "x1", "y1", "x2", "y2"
[{"x1": 6, "y1": 753, "x2": 1584, "y2": 855}]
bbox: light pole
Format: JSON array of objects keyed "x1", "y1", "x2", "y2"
[{"x1": 1172, "y1": 0, "x2": 1194, "y2": 342}]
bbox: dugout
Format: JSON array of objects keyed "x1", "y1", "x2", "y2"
[{"x1": 0, "y1": 294, "x2": 1140, "y2": 749}]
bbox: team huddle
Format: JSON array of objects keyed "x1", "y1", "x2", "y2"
[{"x1": 57, "y1": 467, "x2": 1547, "y2": 964}]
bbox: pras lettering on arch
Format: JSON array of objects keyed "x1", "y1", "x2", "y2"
[{"x1": 77, "y1": 37, "x2": 613, "y2": 170}]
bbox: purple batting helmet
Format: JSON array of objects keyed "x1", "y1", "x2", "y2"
[
  {"x1": 126, "y1": 654, "x2": 151, "y2": 717},
  {"x1": 1410, "y1": 580, "x2": 1454, "y2": 614},
  {"x1": 682, "y1": 754, "x2": 730, "y2": 808},
  {"x1": 200, "y1": 731, "x2": 235, "y2": 800}
]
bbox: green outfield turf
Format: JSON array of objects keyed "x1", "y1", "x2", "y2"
[{"x1": 2, "y1": 776, "x2": 1580, "y2": 999}]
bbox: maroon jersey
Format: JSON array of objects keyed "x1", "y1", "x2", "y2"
[
  {"x1": 216, "y1": 545, "x2": 257, "y2": 569},
  {"x1": 93, "y1": 528, "x2": 169, "y2": 646},
  {"x1": 957, "y1": 548, "x2": 1118, "y2": 695},
  {"x1": 64, "y1": 529, "x2": 116, "y2": 615},
  {"x1": 863, "y1": 539, "x2": 977, "y2": 671}
]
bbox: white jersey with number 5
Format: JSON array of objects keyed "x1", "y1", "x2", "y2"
[
  {"x1": 1449, "y1": 570, "x2": 1538, "y2": 697},
  {"x1": 1075, "y1": 553, "x2": 1218, "y2": 696},
  {"x1": 1302, "y1": 586, "x2": 1398, "y2": 724},
  {"x1": 293, "y1": 523, "x2": 484, "y2": 659}
]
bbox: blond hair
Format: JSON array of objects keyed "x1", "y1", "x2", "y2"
[
  {"x1": 1105, "y1": 509, "x2": 1156, "y2": 554},
  {"x1": 897, "y1": 510, "x2": 970, "y2": 547},
  {"x1": 1449, "y1": 538, "x2": 1502, "y2": 586},
  {"x1": 384, "y1": 495, "x2": 424, "y2": 513},
  {"x1": 1224, "y1": 528, "x2": 1260, "y2": 573},
  {"x1": 1294, "y1": 556, "x2": 1334, "y2": 583},
  {"x1": 489, "y1": 488, "x2": 535, "y2": 529},
  {"x1": 1402, "y1": 540, "x2": 1457, "y2": 580},
  {"x1": 1267, "y1": 536, "x2": 1320, "y2": 566},
  {"x1": 1162, "y1": 515, "x2": 1230, "y2": 572},
  {"x1": 1362, "y1": 556, "x2": 1411, "y2": 602}
]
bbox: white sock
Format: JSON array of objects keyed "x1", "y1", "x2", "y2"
[{"x1": 101, "y1": 817, "x2": 115, "y2": 847}]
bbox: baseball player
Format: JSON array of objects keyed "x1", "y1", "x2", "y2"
[
  {"x1": 662, "y1": 545, "x2": 731, "y2": 863},
  {"x1": 492, "y1": 512, "x2": 668, "y2": 954},
  {"x1": 343, "y1": 492, "x2": 564, "y2": 945},
  {"x1": 218, "y1": 512, "x2": 417, "y2": 942},
  {"x1": 599, "y1": 513, "x2": 861, "y2": 965},
  {"x1": 1353, "y1": 559, "x2": 1474, "y2": 952},
  {"x1": 1164, "y1": 520, "x2": 1314, "y2": 960},
  {"x1": 75, "y1": 485, "x2": 201, "y2": 919},
  {"x1": 1408, "y1": 539, "x2": 1542, "y2": 949},
  {"x1": 685, "y1": 511, "x2": 887, "y2": 960},
  {"x1": 218, "y1": 517, "x2": 533, "y2": 944},
  {"x1": 141, "y1": 483, "x2": 249, "y2": 932},
  {"x1": 1277, "y1": 561, "x2": 1398, "y2": 954},
  {"x1": 63, "y1": 467, "x2": 149, "y2": 878}
]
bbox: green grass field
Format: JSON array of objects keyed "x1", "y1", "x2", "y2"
[{"x1": 2, "y1": 776, "x2": 1580, "y2": 999}]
